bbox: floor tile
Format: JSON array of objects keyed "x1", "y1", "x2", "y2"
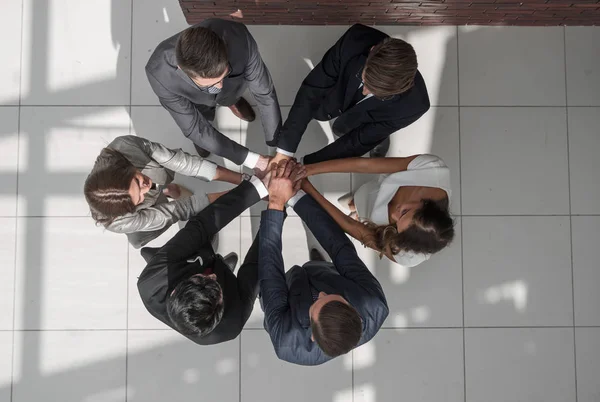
[
  {"x1": 575, "y1": 328, "x2": 600, "y2": 402},
  {"x1": 246, "y1": 26, "x2": 349, "y2": 107},
  {"x1": 131, "y1": 0, "x2": 189, "y2": 105},
  {"x1": 12, "y1": 331, "x2": 126, "y2": 402},
  {"x1": 463, "y1": 216, "x2": 573, "y2": 327},
  {"x1": 241, "y1": 330, "x2": 352, "y2": 402},
  {"x1": 17, "y1": 106, "x2": 131, "y2": 216},
  {"x1": 0, "y1": 219, "x2": 16, "y2": 330},
  {"x1": 129, "y1": 218, "x2": 241, "y2": 329},
  {"x1": 15, "y1": 218, "x2": 128, "y2": 330},
  {"x1": 351, "y1": 219, "x2": 463, "y2": 329},
  {"x1": 127, "y1": 330, "x2": 239, "y2": 402},
  {"x1": 354, "y1": 329, "x2": 464, "y2": 402},
  {"x1": 572, "y1": 216, "x2": 600, "y2": 326},
  {"x1": 0, "y1": 332, "x2": 11, "y2": 402},
  {"x1": 0, "y1": 0, "x2": 21, "y2": 105},
  {"x1": 240, "y1": 216, "x2": 310, "y2": 329},
  {"x1": 568, "y1": 107, "x2": 600, "y2": 214},
  {"x1": 379, "y1": 26, "x2": 458, "y2": 106},
  {"x1": 461, "y1": 107, "x2": 569, "y2": 215},
  {"x1": 241, "y1": 106, "x2": 351, "y2": 217},
  {"x1": 465, "y1": 328, "x2": 576, "y2": 402},
  {"x1": 566, "y1": 27, "x2": 600, "y2": 106},
  {"x1": 131, "y1": 106, "x2": 242, "y2": 174},
  {"x1": 21, "y1": 0, "x2": 131, "y2": 105},
  {"x1": 458, "y1": 26, "x2": 566, "y2": 106},
  {"x1": 0, "y1": 107, "x2": 19, "y2": 215},
  {"x1": 353, "y1": 106, "x2": 460, "y2": 215}
]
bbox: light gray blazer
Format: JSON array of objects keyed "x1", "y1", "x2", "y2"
[
  {"x1": 102, "y1": 135, "x2": 217, "y2": 248},
  {"x1": 146, "y1": 18, "x2": 281, "y2": 166}
]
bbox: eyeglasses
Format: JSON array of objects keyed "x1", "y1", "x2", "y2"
[{"x1": 197, "y1": 63, "x2": 232, "y2": 91}]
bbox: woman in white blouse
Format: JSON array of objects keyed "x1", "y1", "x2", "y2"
[{"x1": 300, "y1": 154, "x2": 454, "y2": 267}]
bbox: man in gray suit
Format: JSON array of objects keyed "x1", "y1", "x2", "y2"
[{"x1": 146, "y1": 18, "x2": 281, "y2": 172}]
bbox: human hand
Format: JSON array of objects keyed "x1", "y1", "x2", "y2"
[
  {"x1": 270, "y1": 152, "x2": 292, "y2": 168},
  {"x1": 163, "y1": 183, "x2": 182, "y2": 199},
  {"x1": 253, "y1": 155, "x2": 272, "y2": 179},
  {"x1": 267, "y1": 159, "x2": 302, "y2": 210}
]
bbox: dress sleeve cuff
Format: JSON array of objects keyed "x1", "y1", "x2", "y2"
[
  {"x1": 250, "y1": 176, "x2": 269, "y2": 199},
  {"x1": 286, "y1": 190, "x2": 306, "y2": 207},
  {"x1": 243, "y1": 151, "x2": 260, "y2": 169},
  {"x1": 276, "y1": 148, "x2": 295, "y2": 157}
]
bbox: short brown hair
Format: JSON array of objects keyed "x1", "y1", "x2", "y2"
[
  {"x1": 311, "y1": 300, "x2": 362, "y2": 357},
  {"x1": 176, "y1": 26, "x2": 229, "y2": 79},
  {"x1": 363, "y1": 37, "x2": 418, "y2": 98},
  {"x1": 84, "y1": 148, "x2": 138, "y2": 226}
]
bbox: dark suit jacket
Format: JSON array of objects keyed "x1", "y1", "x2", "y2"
[
  {"x1": 277, "y1": 24, "x2": 430, "y2": 164},
  {"x1": 258, "y1": 195, "x2": 389, "y2": 365},
  {"x1": 137, "y1": 180, "x2": 261, "y2": 345},
  {"x1": 146, "y1": 18, "x2": 281, "y2": 165}
]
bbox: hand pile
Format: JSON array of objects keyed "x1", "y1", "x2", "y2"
[{"x1": 262, "y1": 159, "x2": 307, "y2": 211}]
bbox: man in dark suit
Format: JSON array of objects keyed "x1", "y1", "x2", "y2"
[
  {"x1": 146, "y1": 18, "x2": 281, "y2": 171},
  {"x1": 137, "y1": 175, "x2": 268, "y2": 345},
  {"x1": 258, "y1": 160, "x2": 389, "y2": 365},
  {"x1": 272, "y1": 24, "x2": 430, "y2": 165}
]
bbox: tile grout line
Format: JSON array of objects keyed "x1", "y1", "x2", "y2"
[
  {"x1": 563, "y1": 26, "x2": 578, "y2": 402},
  {"x1": 8, "y1": 104, "x2": 600, "y2": 108},
  {"x1": 456, "y1": 25, "x2": 467, "y2": 402},
  {"x1": 125, "y1": 240, "x2": 130, "y2": 402},
  {"x1": 125, "y1": 0, "x2": 133, "y2": 395},
  {"x1": 5, "y1": 325, "x2": 600, "y2": 333},
  {"x1": 239, "y1": 213, "x2": 242, "y2": 402},
  {"x1": 7, "y1": 213, "x2": 600, "y2": 219},
  {"x1": 128, "y1": 0, "x2": 134, "y2": 107},
  {"x1": 11, "y1": 1, "x2": 26, "y2": 400}
]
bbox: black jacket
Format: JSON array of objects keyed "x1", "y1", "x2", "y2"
[
  {"x1": 277, "y1": 24, "x2": 430, "y2": 164},
  {"x1": 137, "y1": 180, "x2": 261, "y2": 345},
  {"x1": 258, "y1": 195, "x2": 389, "y2": 365}
]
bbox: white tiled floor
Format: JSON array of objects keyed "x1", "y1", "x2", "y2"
[{"x1": 1, "y1": 1, "x2": 599, "y2": 401}]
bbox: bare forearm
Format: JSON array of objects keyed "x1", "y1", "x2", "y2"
[
  {"x1": 301, "y1": 180, "x2": 363, "y2": 238},
  {"x1": 306, "y1": 155, "x2": 419, "y2": 176},
  {"x1": 213, "y1": 167, "x2": 243, "y2": 185}
]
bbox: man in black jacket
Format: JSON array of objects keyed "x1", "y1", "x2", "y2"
[
  {"x1": 137, "y1": 176, "x2": 268, "y2": 345},
  {"x1": 272, "y1": 24, "x2": 430, "y2": 164},
  {"x1": 146, "y1": 18, "x2": 280, "y2": 169},
  {"x1": 258, "y1": 160, "x2": 389, "y2": 365}
]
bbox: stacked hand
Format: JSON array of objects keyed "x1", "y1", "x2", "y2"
[{"x1": 266, "y1": 159, "x2": 307, "y2": 211}]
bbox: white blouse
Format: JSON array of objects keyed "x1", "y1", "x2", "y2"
[{"x1": 353, "y1": 154, "x2": 451, "y2": 267}]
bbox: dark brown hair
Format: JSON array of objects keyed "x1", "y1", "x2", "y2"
[
  {"x1": 311, "y1": 300, "x2": 362, "y2": 357},
  {"x1": 83, "y1": 148, "x2": 138, "y2": 226},
  {"x1": 365, "y1": 198, "x2": 454, "y2": 257},
  {"x1": 176, "y1": 26, "x2": 229, "y2": 79},
  {"x1": 363, "y1": 37, "x2": 418, "y2": 98}
]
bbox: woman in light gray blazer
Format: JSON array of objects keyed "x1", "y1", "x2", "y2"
[{"x1": 84, "y1": 135, "x2": 245, "y2": 248}]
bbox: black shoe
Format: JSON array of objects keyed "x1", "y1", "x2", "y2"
[
  {"x1": 309, "y1": 248, "x2": 326, "y2": 262},
  {"x1": 194, "y1": 144, "x2": 211, "y2": 158},
  {"x1": 369, "y1": 137, "x2": 390, "y2": 158},
  {"x1": 228, "y1": 97, "x2": 256, "y2": 122},
  {"x1": 140, "y1": 247, "x2": 160, "y2": 263},
  {"x1": 222, "y1": 252, "x2": 238, "y2": 272}
]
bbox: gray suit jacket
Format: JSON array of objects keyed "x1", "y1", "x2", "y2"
[
  {"x1": 146, "y1": 19, "x2": 281, "y2": 165},
  {"x1": 102, "y1": 136, "x2": 216, "y2": 249}
]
